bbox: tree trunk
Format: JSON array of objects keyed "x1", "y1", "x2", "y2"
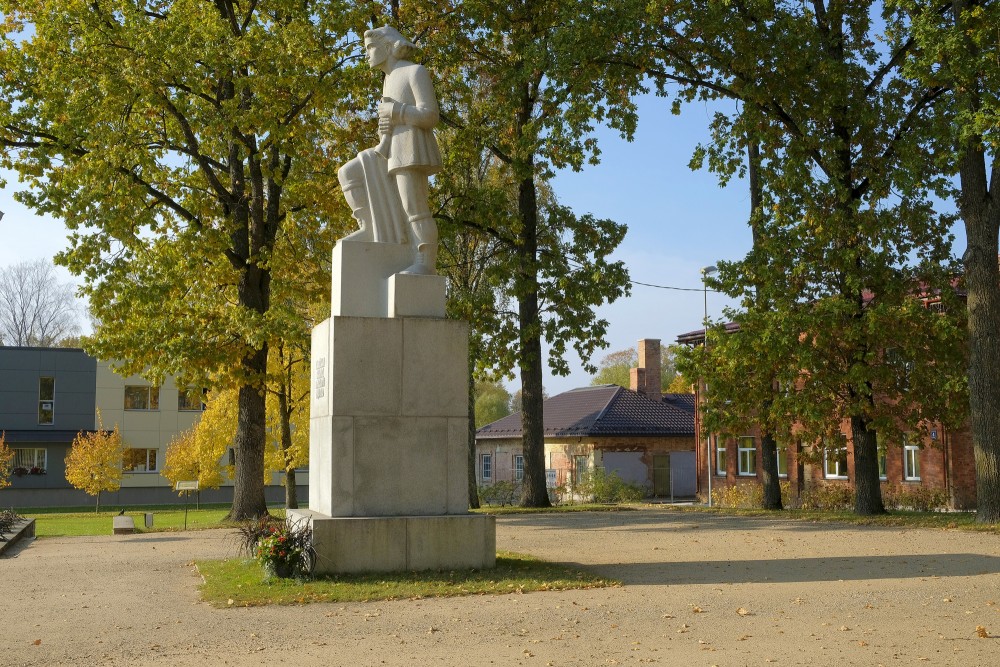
[
  {"x1": 95, "y1": 490, "x2": 100, "y2": 514},
  {"x1": 467, "y1": 365, "x2": 481, "y2": 509},
  {"x1": 228, "y1": 347, "x2": 270, "y2": 520},
  {"x1": 278, "y1": 370, "x2": 299, "y2": 510},
  {"x1": 956, "y1": 141, "x2": 1000, "y2": 524},
  {"x1": 851, "y1": 415, "x2": 886, "y2": 515},
  {"x1": 516, "y1": 173, "x2": 550, "y2": 508},
  {"x1": 759, "y1": 430, "x2": 783, "y2": 510}
]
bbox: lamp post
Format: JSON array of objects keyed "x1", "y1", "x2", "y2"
[{"x1": 700, "y1": 265, "x2": 718, "y2": 507}]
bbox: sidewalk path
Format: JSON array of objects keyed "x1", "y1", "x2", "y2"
[{"x1": 3, "y1": 509, "x2": 999, "y2": 666}]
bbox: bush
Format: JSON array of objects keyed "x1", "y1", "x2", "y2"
[
  {"x1": 478, "y1": 481, "x2": 522, "y2": 507},
  {"x1": 0, "y1": 507, "x2": 24, "y2": 538},
  {"x1": 882, "y1": 485, "x2": 949, "y2": 512},
  {"x1": 576, "y1": 468, "x2": 646, "y2": 504},
  {"x1": 711, "y1": 481, "x2": 794, "y2": 509},
  {"x1": 799, "y1": 483, "x2": 854, "y2": 510}
]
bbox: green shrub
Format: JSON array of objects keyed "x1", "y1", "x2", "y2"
[
  {"x1": 478, "y1": 481, "x2": 521, "y2": 507},
  {"x1": 576, "y1": 468, "x2": 646, "y2": 503}
]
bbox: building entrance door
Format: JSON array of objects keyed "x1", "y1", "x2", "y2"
[{"x1": 652, "y1": 455, "x2": 671, "y2": 496}]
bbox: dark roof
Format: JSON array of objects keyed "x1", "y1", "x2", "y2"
[
  {"x1": 675, "y1": 322, "x2": 741, "y2": 345},
  {"x1": 1, "y1": 430, "x2": 93, "y2": 443},
  {"x1": 477, "y1": 385, "x2": 694, "y2": 439}
]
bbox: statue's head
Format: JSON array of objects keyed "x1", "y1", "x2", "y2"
[{"x1": 363, "y1": 26, "x2": 417, "y2": 61}]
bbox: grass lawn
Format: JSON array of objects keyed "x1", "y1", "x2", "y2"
[
  {"x1": 197, "y1": 551, "x2": 616, "y2": 607},
  {"x1": 22, "y1": 504, "x2": 287, "y2": 537},
  {"x1": 473, "y1": 503, "x2": 635, "y2": 515}
]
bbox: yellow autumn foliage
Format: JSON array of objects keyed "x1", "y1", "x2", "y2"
[
  {"x1": 65, "y1": 417, "x2": 124, "y2": 507},
  {"x1": 161, "y1": 426, "x2": 226, "y2": 492},
  {"x1": 0, "y1": 432, "x2": 13, "y2": 489}
]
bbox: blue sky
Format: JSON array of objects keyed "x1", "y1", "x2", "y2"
[{"x1": 2, "y1": 91, "x2": 961, "y2": 397}]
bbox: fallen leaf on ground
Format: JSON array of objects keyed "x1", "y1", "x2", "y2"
[
  {"x1": 976, "y1": 626, "x2": 989, "y2": 638},
  {"x1": 692, "y1": 606, "x2": 704, "y2": 613},
  {"x1": 33, "y1": 640, "x2": 41, "y2": 646},
  {"x1": 737, "y1": 608, "x2": 752, "y2": 616}
]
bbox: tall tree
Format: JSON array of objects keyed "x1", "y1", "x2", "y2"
[
  {"x1": 414, "y1": 0, "x2": 637, "y2": 506},
  {"x1": 896, "y1": 0, "x2": 1000, "y2": 522},
  {"x1": 590, "y1": 346, "x2": 681, "y2": 391},
  {"x1": 0, "y1": 258, "x2": 81, "y2": 346},
  {"x1": 644, "y1": 1, "x2": 968, "y2": 514},
  {"x1": 0, "y1": 1, "x2": 362, "y2": 519}
]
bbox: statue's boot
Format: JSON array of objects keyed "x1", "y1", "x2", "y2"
[{"x1": 401, "y1": 215, "x2": 437, "y2": 275}]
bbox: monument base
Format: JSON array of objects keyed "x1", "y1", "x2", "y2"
[{"x1": 288, "y1": 509, "x2": 496, "y2": 574}]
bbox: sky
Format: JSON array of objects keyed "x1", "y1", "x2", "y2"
[{"x1": 0, "y1": 91, "x2": 964, "y2": 397}]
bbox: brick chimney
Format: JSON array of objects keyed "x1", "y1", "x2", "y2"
[{"x1": 630, "y1": 339, "x2": 661, "y2": 399}]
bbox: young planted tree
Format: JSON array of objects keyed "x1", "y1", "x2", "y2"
[
  {"x1": 0, "y1": 433, "x2": 13, "y2": 489},
  {"x1": 896, "y1": 0, "x2": 1000, "y2": 522},
  {"x1": 0, "y1": 258, "x2": 82, "y2": 347},
  {"x1": 642, "y1": 0, "x2": 967, "y2": 514},
  {"x1": 162, "y1": 427, "x2": 226, "y2": 497},
  {"x1": 65, "y1": 421, "x2": 125, "y2": 513},
  {"x1": 0, "y1": 1, "x2": 363, "y2": 520}
]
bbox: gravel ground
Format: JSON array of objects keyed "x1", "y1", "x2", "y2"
[{"x1": 2, "y1": 509, "x2": 1000, "y2": 666}]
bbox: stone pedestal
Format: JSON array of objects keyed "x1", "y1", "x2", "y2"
[{"x1": 302, "y1": 241, "x2": 495, "y2": 574}]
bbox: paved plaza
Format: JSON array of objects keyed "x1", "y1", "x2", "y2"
[{"x1": 3, "y1": 509, "x2": 1000, "y2": 666}]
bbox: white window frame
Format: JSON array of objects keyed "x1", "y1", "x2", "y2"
[
  {"x1": 715, "y1": 435, "x2": 727, "y2": 476},
  {"x1": 124, "y1": 385, "x2": 160, "y2": 411},
  {"x1": 481, "y1": 453, "x2": 492, "y2": 482},
  {"x1": 514, "y1": 454, "x2": 524, "y2": 482},
  {"x1": 177, "y1": 387, "x2": 205, "y2": 412},
  {"x1": 776, "y1": 444, "x2": 788, "y2": 478},
  {"x1": 573, "y1": 455, "x2": 588, "y2": 486},
  {"x1": 824, "y1": 437, "x2": 849, "y2": 479},
  {"x1": 38, "y1": 376, "x2": 55, "y2": 425},
  {"x1": 737, "y1": 436, "x2": 756, "y2": 476},
  {"x1": 123, "y1": 447, "x2": 158, "y2": 473},
  {"x1": 904, "y1": 439, "x2": 921, "y2": 481},
  {"x1": 14, "y1": 447, "x2": 47, "y2": 470}
]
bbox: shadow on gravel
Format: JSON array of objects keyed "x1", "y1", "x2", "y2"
[
  {"x1": 572, "y1": 553, "x2": 1000, "y2": 586},
  {"x1": 495, "y1": 511, "x2": 949, "y2": 534}
]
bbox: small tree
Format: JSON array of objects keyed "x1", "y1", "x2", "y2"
[
  {"x1": 0, "y1": 432, "x2": 13, "y2": 489},
  {"x1": 161, "y1": 427, "x2": 225, "y2": 500},
  {"x1": 65, "y1": 419, "x2": 124, "y2": 512}
]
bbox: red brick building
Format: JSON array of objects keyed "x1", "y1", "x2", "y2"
[{"x1": 675, "y1": 329, "x2": 978, "y2": 510}]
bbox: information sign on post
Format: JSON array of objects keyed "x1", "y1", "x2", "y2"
[{"x1": 175, "y1": 481, "x2": 200, "y2": 529}]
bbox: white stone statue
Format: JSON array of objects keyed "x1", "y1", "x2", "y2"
[{"x1": 338, "y1": 26, "x2": 442, "y2": 276}]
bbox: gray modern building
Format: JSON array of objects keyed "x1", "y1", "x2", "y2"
[
  {"x1": 2, "y1": 345, "x2": 305, "y2": 508},
  {"x1": 1, "y1": 347, "x2": 98, "y2": 506}
]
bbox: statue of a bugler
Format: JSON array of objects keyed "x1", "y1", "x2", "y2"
[
  {"x1": 290, "y1": 27, "x2": 495, "y2": 575},
  {"x1": 338, "y1": 26, "x2": 442, "y2": 276}
]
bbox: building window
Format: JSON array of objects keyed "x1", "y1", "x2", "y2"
[
  {"x1": 738, "y1": 436, "x2": 756, "y2": 476},
  {"x1": 13, "y1": 448, "x2": 47, "y2": 474},
  {"x1": 177, "y1": 387, "x2": 205, "y2": 411},
  {"x1": 904, "y1": 439, "x2": 921, "y2": 481},
  {"x1": 824, "y1": 437, "x2": 849, "y2": 479},
  {"x1": 776, "y1": 443, "x2": 788, "y2": 477},
  {"x1": 38, "y1": 376, "x2": 54, "y2": 425},
  {"x1": 573, "y1": 455, "x2": 588, "y2": 486},
  {"x1": 124, "y1": 385, "x2": 159, "y2": 411},
  {"x1": 123, "y1": 448, "x2": 158, "y2": 473},
  {"x1": 514, "y1": 455, "x2": 524, "y2": 482},
  {"x1": 877, "y1": 439, "x2": 888, "y2": 480},
  {"x1": 715, "y1": 435, "x2": 726, "y2": 476},
  {"x1": 481, "y1": 453, "x2": 492, "y2": 481}
]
